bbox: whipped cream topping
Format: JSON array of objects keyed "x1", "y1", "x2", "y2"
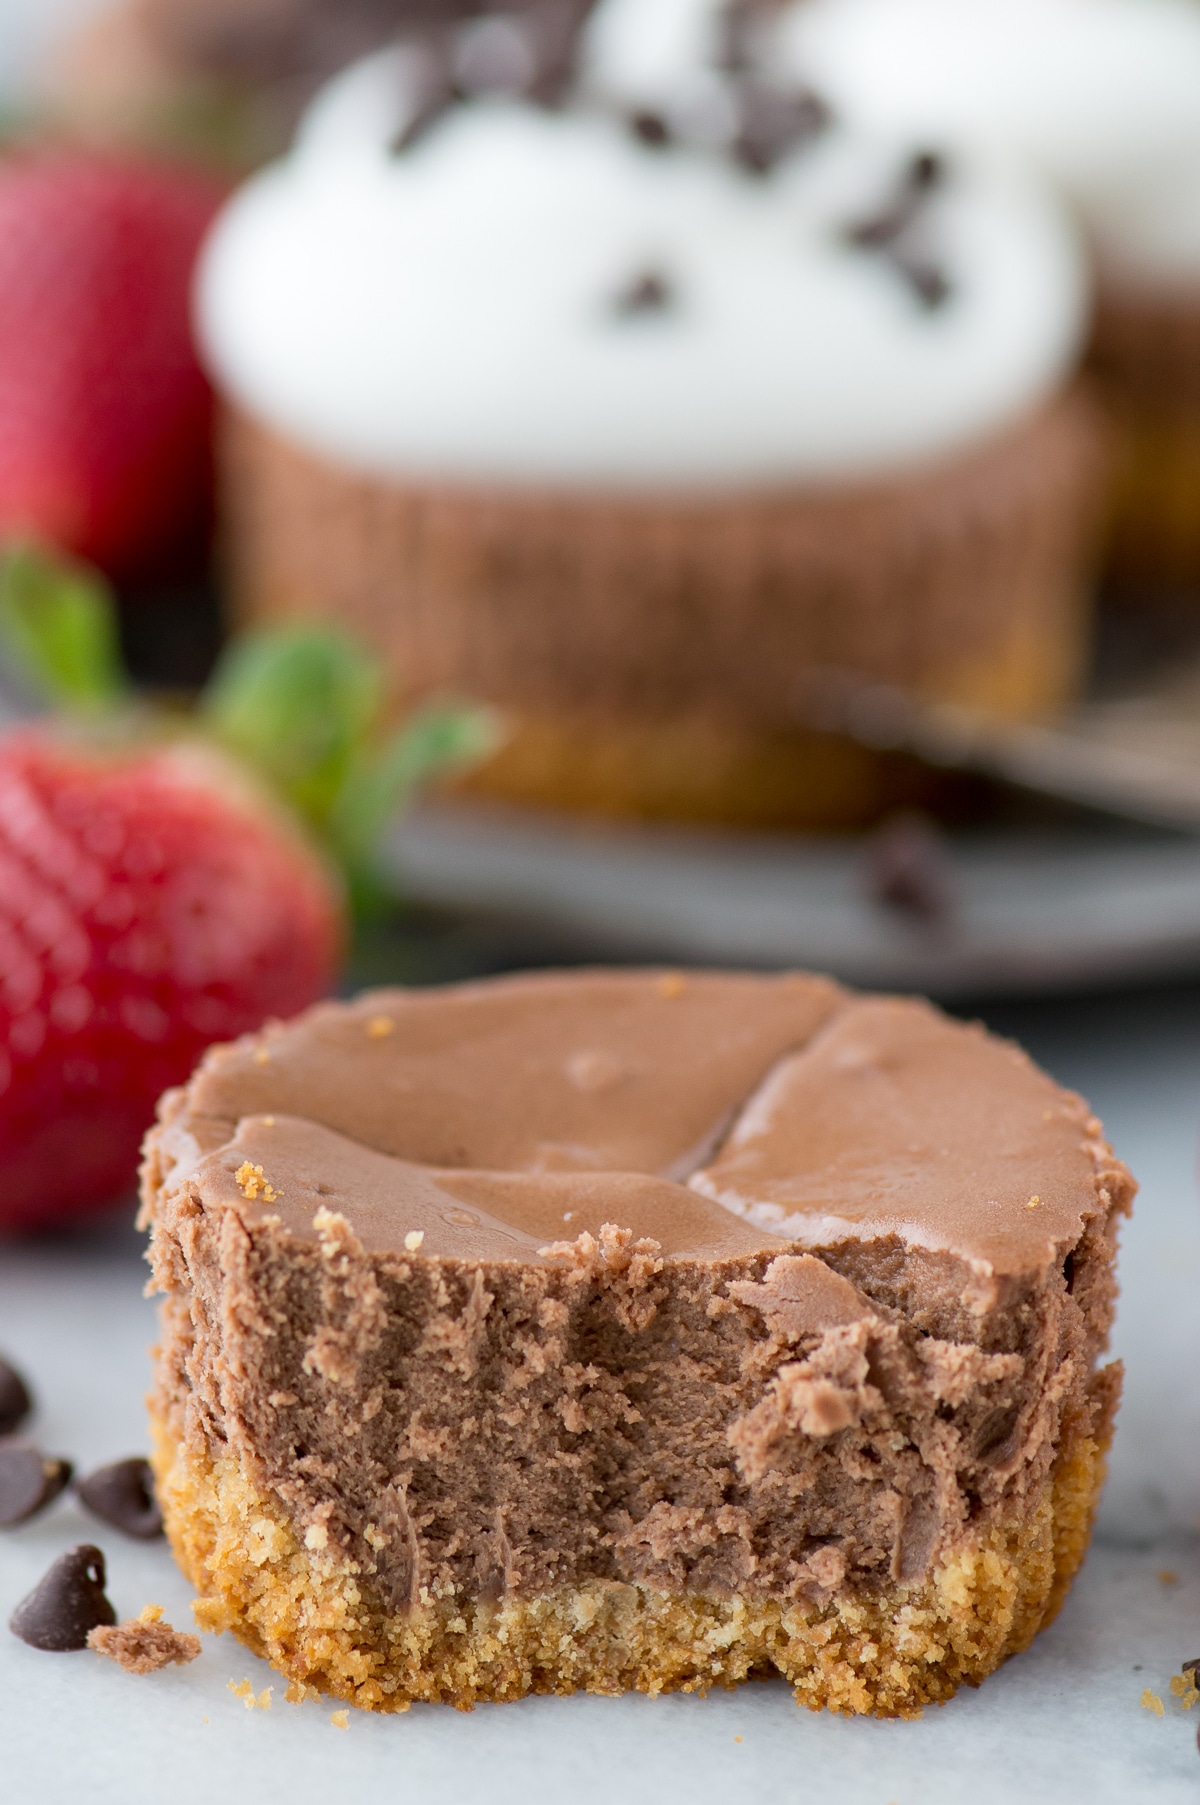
[
  {"x1": 196, "y1": 7, "x2": 1088, "y2": 488},
  {"x1": 772, "y1": 0, "x2": 1200, "y2": 291}
]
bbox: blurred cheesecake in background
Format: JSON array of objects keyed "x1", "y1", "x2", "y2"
[
  {"x1": 773, "y1": 0, "x2": 1200, "y2": 603},
  {"x1": 192, "y1": 0, "x2": 1104, "y2": 829}
]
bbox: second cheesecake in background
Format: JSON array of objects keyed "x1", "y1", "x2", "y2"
[{"x1": 194, "y1": 0, "x2": 1104, "y2": 828}]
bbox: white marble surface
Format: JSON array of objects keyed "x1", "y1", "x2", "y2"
[{"x1": 1, "y1": 980, "x2": 1199, "y2": 1802}]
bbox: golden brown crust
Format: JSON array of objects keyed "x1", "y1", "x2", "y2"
[
  {"x1": 153, "y1": 1407, "x2": 1112, "y2": 1717},
  {"x1": 220, "y1": 394, "x2": 1104, "y2": 826}
]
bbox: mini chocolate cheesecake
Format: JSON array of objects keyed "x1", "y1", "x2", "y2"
[{"x1": 139, "y1": 971, "x2": 1133, "y2": 1716}]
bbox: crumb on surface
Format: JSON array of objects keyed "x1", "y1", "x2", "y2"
[
  {"x1": 1025, "y1": 1195, "x2": 1041, "y2": 1210},
  {"x1": 366, "y1": 1016, "x2": 395, "y2": 1039},
  {"x1": 89, "y1": 1616, "x2": 201, "y2": 1674},
  {"x1": 330, "y1": 1709, "x2": 349, "y2": 1730},
  {"x1": 404, "y1": 1230, "x2": 425, "y2": 1252},
  {"x1": 733, "y1": 1735, "x2": 743, "y2": 1743},
  {"x1": 657, "y1": 972, "x2": 686, "y2": 998},
  {"x1": 1158, "y1": 1570, "x2": 1179, "y2": 1586},
  {"x1": 229, "y1": 1677, "x2": 274, "y2": 1710},
  {"x1": 1171, "y1": 1675, "x2": 1200, "y2": 1708},
  {"x1": 254, "y1": 1048, "x2": 271, "y2": 1066},
  {"x1": 235, "y1": 1161, "x2": 278, "y2": 1204},
  {"x1": 1142, "y1": 1689, "x2": 1165, "y2": 1717},
  {"x1": 138, "y1": 1604, "x2": 164, "y2": 1624}
]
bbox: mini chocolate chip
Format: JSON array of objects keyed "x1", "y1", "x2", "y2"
[
  {"x1": 863, "y1": 812, "x2": 955, "y2": 926},
  {"x1": 892, "y1": 251, "x2": 953, "y2": 310},
  {"x1": 0, "y1": 1444, "x2": 72, "y2": 1527},
  {"x1": 732, "y1": 81, "x2": 831, "y2": 175},
  {"x1": 523, "y1": 0, "x2": 595, "y2": 105},
  {"x1": 0, "y1": 1356, "x2": 31, "y2": 1436},
  {"x1": 75, "y1": 1459, "x2": 163, "y2": 1541},
  {"x1": 630, "y1": 110, "x2": 671, "y2": 148},
  {"x1": 908, "y1": 149, "x2": 946, "y2": 193},
  {"x1": 9, "y1": 1545, "x2": 116, "y2": 1651},
  {"x1": 614, "y1": 270, "x2": 673, "y2": 316},
  {"x1": 389, "y1": 33, "x2": 458, "y2": 154},
  {"x1": 718, "y1": 0, "x2": 785, "y2": 74}
]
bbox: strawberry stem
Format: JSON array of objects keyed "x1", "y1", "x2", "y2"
[
  {"x1": 0, "y1": 545, "x2": 499, "y2": 924},
  {"x1": 202, "y1": 626, "x2": 500, "y2": 920}
]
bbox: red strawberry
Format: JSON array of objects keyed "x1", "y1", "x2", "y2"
[
  {"x1": 0, "y1": 155, "x2": 223, "y2": 579},
  {"x1": 0, "y1": 731, "x2": 341, "y2": 1232}
]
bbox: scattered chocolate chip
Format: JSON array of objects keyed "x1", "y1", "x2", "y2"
[
  {"x1": 892, "y1": 252, "x2": 953, "y2": 311},
  {"x1": 630, "y1": 110, "x2": 671, "y2": 149},
  {"x1": 843, "y1": 149, "x2": 954, "y2": 310},
  {"x1": 75, "y1": 1459, "x2": 163, "y2": 1541},
  {"x1": 718, "y1": 0, "x2": 786, "y2": 74},
  {"x1": 0, "y1": 1356, "x2": 31, "y2": 1437},
  {"x1": 863, "y1": 812, "x2": 955, "y2": 926},
  {"x1": 9, "y1": 1544, "x2": 117, "y2": 1651},
  {"x1": 613, "y1": 270, "x2": 674, "y2": 316},
  {"x1": 846, "y1": 149, "x2": 946, "y2": 251},
  {"x1": 0, "y1": 1444, "x2": 73, "y2": 1527},
  {"x1": 389, "y1": 31, "x2": 458, "y2": 154},
  {"x1": 523, "y1": 0, "x2": 595, "y2": 105},
  {"x1": 908, "y1": 149, "x2": 946, "y2": 193},
  {"x1": 732, "y1": 80, "x2": 831, "y2": 175}
]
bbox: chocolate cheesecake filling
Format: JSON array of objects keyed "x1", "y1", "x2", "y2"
[{"x1": 141, "y1": 971, "x2": 1132, "y2": 1713}]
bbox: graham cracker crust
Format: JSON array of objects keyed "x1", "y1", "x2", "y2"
[{"x1": 154, "y1": 1415, "x2": 1108, "y2": 1718}]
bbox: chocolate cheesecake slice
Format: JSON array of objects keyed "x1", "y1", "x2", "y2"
[{"x1": 139, "y1": 970, "x2": 1133, "y2": 1716}]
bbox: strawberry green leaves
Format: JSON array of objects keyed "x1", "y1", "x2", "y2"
[
  {"x1": 0, "y1": 543, "x2": 499, "y2": 922},
  {"x1": 202, "y1": 627, "x2": 499, "y2": 918},
  {"x1": 0, "y1": 543, "x2": 128, "y2": 713}
]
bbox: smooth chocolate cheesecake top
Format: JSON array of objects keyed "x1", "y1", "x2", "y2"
[{"x1": 153, "y1": 969, "x2": 1128, "y2": 1284}]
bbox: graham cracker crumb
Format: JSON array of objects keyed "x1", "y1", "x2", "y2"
[
  {"x1": 1025, "y1": 1195, "x2": 1041, "y2": 1210},
  {"x1": 228, "y1": 1678, "x2": 272, "y2": 1709},
  {"x1": 366, "y1": 1016, "x2": 395, "y2": 1039},
  {"x1": 1141, "y1": 1689, "x2": 1164, "y2": 1717},
  {"x1": 235, "y1": 1161, "x2": 278, "y2": 1204},
  {"x1": 138, "y1": 1604, "x2": 164, "y2": 1624},
  {"x1": 404, "y1": 1230, "x2": 425, "y2": 1252},
  {"x1": 253, "y1": 1048, "x2": 270, "y2": 1067},
  {"x1": 1158, "y1": 1570, "x2": 1178, "y2": 1586},
  {"x1": 330, "y1": 1709, "x2": 350, "y2": 1729},
  {"x1": 657, "y1": 973, "x2": 686, "y2": 999},
  {"x1": 89, "y1": 1616, "x2": 201, "y2": 1674}
]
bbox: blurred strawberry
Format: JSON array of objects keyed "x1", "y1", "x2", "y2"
[
  {"x1": 0, "y1": 732, "x2": 341, "y2": 1231},
  {"x1": 0, "y1": 545, "x2": 496, "y2": 1230},
  {"x1": 0, "y1": 154, "x2": 223, "y2": 580}
]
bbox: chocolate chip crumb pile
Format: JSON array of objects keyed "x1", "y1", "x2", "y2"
[
  {"x1": 1, "y1": 1349, "x2": 186, "y2": 1679},
  {"x1": 0, "y1": 1351, "x2": 162, "y2": 1538}
]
